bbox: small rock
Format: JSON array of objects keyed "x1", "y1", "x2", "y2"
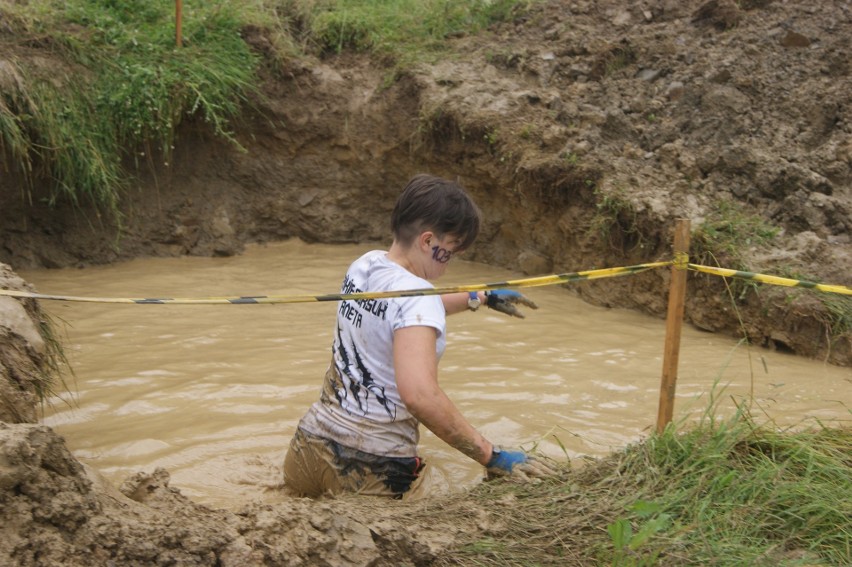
[
  {"x1": 0, "y1": 297, "x2": 45, "y2": 354},
  {"x1": 666, "y1": 81, "x2": 685, "y2": 100},
  {"x1": 710, "y1": 69, "x2": 732, "y2": 84},
  {"x1": 780, "y1": 30, "x2": 811, "y2": 48},
  {"x1": 692, "y1": 0, "x2": 741, "y2": 30},
  {"x1": 635, "y1": 68, "x2": 662, "y2": 82},
  {"x1": 612, "y1": 11, "x2": 631, "y2": 26}
]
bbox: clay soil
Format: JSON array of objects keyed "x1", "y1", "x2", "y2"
[{"x1": 1, "y1": 1, "x2": 851, "y2": 565}]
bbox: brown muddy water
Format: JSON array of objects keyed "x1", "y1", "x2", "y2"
[{"x1": 23, "y1": 240, "x2": 852, "y2": 509}]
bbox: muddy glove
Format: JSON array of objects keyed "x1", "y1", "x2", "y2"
[
  {"x1": 484, "y1": 290, "x2": 538, "y2": 319},
  {"x1": 485, "y1": 447, "x2": 557, "y2": 481}
]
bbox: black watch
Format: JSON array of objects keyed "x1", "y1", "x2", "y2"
[{"x1": 467, "y1": 291, "x2": 481, "y2": 311}]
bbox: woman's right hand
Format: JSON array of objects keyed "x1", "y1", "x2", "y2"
[{"x1": 485, "y1": 447, "x2": 558, "y2": 480}]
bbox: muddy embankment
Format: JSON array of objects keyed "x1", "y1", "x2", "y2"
[
  {"x1": 0, "y1": 1, "x2": 851, "y2": 564},
  {"x1": 2, "y1": 0, "x2": 851, "y2": 366}
]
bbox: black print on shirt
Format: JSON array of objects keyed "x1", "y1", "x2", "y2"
[
  {"x1": 334, "y1": 326, "x2": 397, "y2": 421},
  {"x1": 334, "y1": 324, "x2": 360, "y2": 409},
  {"x1": 339, "y1": 274, "x2": 388, "y2": 329}
]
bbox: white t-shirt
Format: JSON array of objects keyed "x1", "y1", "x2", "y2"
[{"x1": 298, "y1": 250, "x2": 447, "y2": 457}]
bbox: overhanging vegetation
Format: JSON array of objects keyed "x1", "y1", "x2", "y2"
[{"x1": 0, "y1": 0, "x2": 531, "y2": 217}]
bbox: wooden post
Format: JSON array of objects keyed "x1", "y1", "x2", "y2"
[
  {"x1": 175, "y1": 0, "x2": 183, "y2": 48},
  {"x1": 656, "y1": 219, "x2": 690, "y2": 434}
]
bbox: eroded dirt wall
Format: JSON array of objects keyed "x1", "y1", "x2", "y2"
[{"x1": 1, "y1": 0, "x2": 850, "y2": 365}]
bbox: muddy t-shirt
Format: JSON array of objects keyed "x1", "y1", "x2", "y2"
[{"x1": 298, "y1": 250, "x2": 446, "y2": 457}]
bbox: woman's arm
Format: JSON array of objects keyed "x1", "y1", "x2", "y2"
[
  {"x1": 393, "y1": 325, "x2": 492, "y2": 465},
  {"x1": 441, "y1": 291, "x2": 482, "y2": 316}
]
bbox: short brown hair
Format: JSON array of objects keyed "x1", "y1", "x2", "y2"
[{"x1": 391, "y1": 174, "x2": 481, "y2": 250}]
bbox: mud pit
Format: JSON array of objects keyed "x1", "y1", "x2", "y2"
[
  {"x1": 2, "y1": 0, "x2": 850, "y2": 365},
  {"x1": 1, "y1": 0, "x2": 851, "y2": 565}
]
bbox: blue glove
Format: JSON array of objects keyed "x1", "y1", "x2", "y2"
[
  {"x1": 484, "y1": 290, "x2": 538, "y2": 318},
  {"x1": 486, "y1": 446, "x2": 559, "y2": 480},
  {"x1": 486, "y1": 447, "x2": 528, "y2": 473}
]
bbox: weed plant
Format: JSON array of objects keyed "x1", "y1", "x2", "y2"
[
  {"x1": 589, "y1": 186, "x2": 644, "y2": 252},
  {"x1": 821, "y1": 293, "x2": 852, "y2": 337}
]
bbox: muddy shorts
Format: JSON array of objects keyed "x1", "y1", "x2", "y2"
[{"x1": 283, "y1": 428, "x2": 428, "y2": 499}]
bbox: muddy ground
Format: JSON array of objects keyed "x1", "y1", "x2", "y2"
[{"x1": 1, "y1": 0, "x2": 851, "y2": 565}]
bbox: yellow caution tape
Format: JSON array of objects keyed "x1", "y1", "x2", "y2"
[
  {"x1": 688, "y1": 264, "x2": 852, "y2": 296},
  {"x1": 2, "y1": 259, "x2": 847, "y2": 305},
  {"x1": 0, "y1": 261, "x2": 671, "y2": 305}
]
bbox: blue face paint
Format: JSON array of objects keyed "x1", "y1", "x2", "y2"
[{"x1": 431, "y1": 245, "x2": 453, "y2": 264}]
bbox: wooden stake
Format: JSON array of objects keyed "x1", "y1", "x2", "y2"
[
  {"x1": 175, "y1": 0, "x2": 183, "y2": 48},
  {"x1": 656, "y1": 219, "x2": 690, "y2": 434}
]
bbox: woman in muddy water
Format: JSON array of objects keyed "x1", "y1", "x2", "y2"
[{"x1": 283, "y1": 174, "x2": 554, "y2": 499}]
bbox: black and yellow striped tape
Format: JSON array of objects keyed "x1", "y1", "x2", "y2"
[
  {"x1": 0, "y1": 261, "x2": 670, "y2": 305},
  {"x1": 688, "y1": 264, "x2": 852, "y2": 296},
  {"x1": 1, "y1": 259, "x2": 848, "y2": 304}
]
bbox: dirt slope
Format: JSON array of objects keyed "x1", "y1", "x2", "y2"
[{"x1": 1, "y1": 0, "x2": 849, "y2": 364}]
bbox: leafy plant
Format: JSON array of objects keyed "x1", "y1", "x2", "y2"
[{"x1": 607, "y1": 502, "x2": 670, "y2": 567}]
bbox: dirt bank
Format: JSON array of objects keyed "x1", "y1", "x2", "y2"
[
  {"x1": 1, "y1": 0, "x2": 850, "y2": 365},
  {"x1": 0, "y1": 419, "x2": 470, "y2": 566}
]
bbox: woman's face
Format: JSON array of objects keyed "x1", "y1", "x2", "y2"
[{"x1": 424, "y1": 234, "x2": 464, "y2": 280}]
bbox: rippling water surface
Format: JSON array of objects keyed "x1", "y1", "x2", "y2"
[{"x1": 23, "y1": 240, "x2": 851, "y2": 508}]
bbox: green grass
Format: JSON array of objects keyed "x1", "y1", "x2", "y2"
[
  {"x1": 692, "y1": 200, "x2": 780, "y2": 269},
  {"x1": 613, "y1": 412, "x2": 851, "y2": 565},
  {"x1": 289, "y1": 0, "x2": 529, "y2": 56},
  {"x1": 1, "y1": 0, "x2": 266, "y2": 216},
  {"x1": 821, "y1": 294, "x2": 852, "y2": 337},
  {"x1": 431, "y1": 408, "x2": 852, "y2": 566},
  {"x1": 776, "y1": 268, "x2": 852, "y2": 339},
  {"x1": 588, "y1": 186, "x2": 645, "y2": 252},
  {"x1": 0, "y1": 0, "x2": 531, "y2": 218}
]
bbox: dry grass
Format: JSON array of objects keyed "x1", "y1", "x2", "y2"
[{"x1": 407, "y1": 410, "x2": 852, "y2": 566}]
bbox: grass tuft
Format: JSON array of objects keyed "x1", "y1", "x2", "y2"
[
  {"x1": 1, "y1": 0, "x2": 263, "y2": 217},
  {"x1": 285, "y1": 0, "x2": 531, "y2": 63},
  {"x1": 692, "y1": 200, "x2": 780, "y2": 269},
  {"x1": 427, "y1": 408, "x2": 851, "y2": 566}
]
